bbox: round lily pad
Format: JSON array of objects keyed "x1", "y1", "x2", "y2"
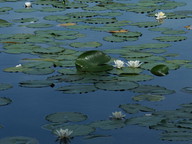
[
  {"x1": 132, "y1": 94, "x2": 165, "y2": 102},
  {"x1": 0, "y1": 83, "x2": 12, "y2": 91},
  {"x1": 56, "y1": 85, "x2": 97, "y2": 94},
  {"x1": 0, "y1": 97, "x2": 12, "y2": 106},
  {"x1": 19, "y1": 80, "x2": 54, "y2": 88},
  {"x1": 0, "y1": 136, "x2": 39, "y2": 144},
  {"x1": 95, "y1": 81, "x2": 138, "y2": 91},
  {"x1": 55, "y1": 124, "x2": 95, "y2": 137},
  {"x1": 119, "y1": 103, "x2": 155, "y2": 114},
  {"x1": 130, "y1": 21, "x2": 161, "y2": 28},
  {"x1": 25, "y1": 23, "x2": 53, "y2": 28},
  {"x1": 70, "y1": 42, "x2": 102, "y2": 48},
  {"x1": 0, "y1": 19, "x2": 12, "y2": 27},
  {"x1": 153, "y1": 36, "x2": 187, "y2": 42},
  {"x1": 131, "y1": 85, "x2": 175, "y2": 95},
  {"x1": 46, "y1": 112, "x2": 87, "y2": 123},
  {"x1": 90, "y1": 120, "x2": 125, "y2": 130}
]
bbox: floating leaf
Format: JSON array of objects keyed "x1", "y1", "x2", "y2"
[
  {"x1": 161, "y1": 132, "x2": 192, "y2": 141},
  {"x1": 84, "y1": 18, "x2": 117, "y2": 24},
  {"x1": 0, "y1": 136, "x2": 39, "y2": 144},
  {"x1": 25, "y1": 23, "x2": 53, "y2": 28},
  {"x1": 19, "y1": 80, "x2": 54, "y2": 88},
  {"x1": 46, "y1": 112, "x2": 87, "y2": 123},
  {"x1": 13, "y1": 18, "x2": 38, "y2": 23},
  {"x1": 0, "y1": 83, "x2": 12, "y2": 91},
  {"x1": 56, "y1": 85, "x2": 97, "y2": 94},
  {"x1": 0, "y1": 19, "x2": 12, "y2": 27},
  {"x1": 57, "y1": 23, "x2": 76, "y2": 27},
  {"x1": 125, "y1": 115, "x2": 165, "y2": 127},
  {"x1": 132, "y1": 94, "x2": 165, "y2": 102},
  {"x1": 153, "y1": 36, "x2": 187, "y2": 42},
  {"x1": 90, "y1": 120, "x2": 125, "y2": 130},
  {"x1": 55, "y1": 124, "x2": 95, "y2": 137},
  {"x1": 75, "y1": 50, "x2": 112, "y2": 72},
  {"x1": 130, "y1": 21, "x2": 161, "y2": 28},
  {"x1": 109, "y1": 29, "x2": 128, "y2": 33},
  {"x1": 151, "y1": 64, "x2": 169, "y2": 76},
  {"x1": 70, "y1": 42, "x2": 102, "y2": 48},
  {"x1": 0, "y1": 97, "x2": 12, "y2": 106},
  {"x1": 95, "y1": 81, "x2": 138, "y2": 91},
  {"x1": 119, "y1": 103, "x2": 155, "y2": 114},
  {"x1": 181, "y1": 87, "x2": 192, "y2": 94},
  {"x1": 132, "y1": 85, "x2": 175, "y2": 95}
]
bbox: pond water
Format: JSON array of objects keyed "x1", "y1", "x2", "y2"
[{"x1": 0, "y1": 0, "x2": 192, "y2": 144}]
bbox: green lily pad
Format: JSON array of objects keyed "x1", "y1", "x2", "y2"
[
  {"x1": 44, "y1": 15, "x2": 70, "y2": 21},
  {"x1": 90, "y1": 120, "x2": 125, "y2": 130},
  {"x1": 75, "y1": 50, "x2": 112, "y2": 72},
  {"x1": 47, "y1": 74, "x2": 84, "y2": 82},
  {"x1": 33, "y1": 46, "x2": 65, "y2": 54},
  {"x1": 67, "y1": 11, "x2": 99, "y2": 18},
  {"x1": 0, "y1": 7, "x2": 13, "y2": 12},
  {"x1": 0, "y1": 97, "x2": 12, "y2": 106},
  {"x1": 131, "y1": 85, "x2": 175, "y2": 95},
  {"x1": 130, "y1": 21, "x2": 161, "y2": 28},
  {"x1": 161, "y1": 132, "x2": 192, "y2": 141},
  {"x1": 23, "y1": 68, "x2": 55, "y2": 75},
  {"x1": 125, "y1": 115, "x2": 165, "y2": 127},
  {"x1": 25, "y1": 23, "x2": 53, "y2": 28},
  {"x1": 132, "y1": 94, "x2": 165, "y2": 102},
  {"x1": 0, "y1": 83, "x2": 13, "y2": 91},
  {"x1": 104, "y1": 35, "x2": 139, "y2": 42},
  {"x1": 142, "y1": 62, "x2": 179, "y2": 70},
  {"x1": 162, "y1": 30, "x2": 187, "y2": 35},
  {"x1": 56, "y1": 85, "x2": 97, "y2": 94},
  {"x1": 84, "y1": 18, "x2": 117, "y2": 24},
  {"x1": 46, "y1": 112, "x2": 87, "y2": 123},
  {"x1": 153, "y1": 36, "x2": 187, "y2": 42},
  {"x1": 151, "y1": 64, "x2": 169, "y2": 76},
  {"x1": 0, "y1": 19, "x2": 12, "y2": 27},
  {"x1": 119, "y1": 103, "x2": 155, "y2": 114},
  {"x1": 14, "y1": 8, "x2": 38, "y2": 13},
  {"x1": 13, "y1": 18, "x2": 38, "y2": 23},
  {"x1": 19, "y1": 80, "x2": 54, "y2": 88},
  {"x1": 40, "y1": 7, "x2": 64, "y2": 12},
  {"x1": 95, "y1": 81, "x2": 138, "y2": 91},
  {"x1": 122, "y1": 43, "x2": 171, "y2": 51},
  {"x1": 181, "y1": 87, "x2": 192, "y2": 94},
  {"x1": 0, "y1": 136, "x2": 39, "y2": 144},
  {"x1": 55, "y1": 124, "x2": 95, "y2": 137},
  {"x1": 118, "y1": 74, "x2": 154, "y2": 82},
  {"x1": 70, "y1": 41, "x2": 102, "y2": 48}
]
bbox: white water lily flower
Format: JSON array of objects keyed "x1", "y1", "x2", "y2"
[
  {"x1": 113, "y1": 60, "x2": 125, "y2": 69},
  {"x1": 54, "y1": 128, "x2": 73, "y2": 139},
  {"x1": 155, "y1": 11, "x2": 166, "y2": 20},
  {"x1": 111, "y1": 111, "x2": 126, "y2": 120},
  {"x1": 15, "y1": 64, "x2": 22, "y2": 67},
  {"x1": 25, "y1": 2, "x2": 32, "y2": 8},
  {"x1": 126, "y1": 60, "x2": 142, "y2": 68}
]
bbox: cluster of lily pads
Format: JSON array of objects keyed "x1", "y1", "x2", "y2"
[{"x1": 0, "y1": 0, "x2": 192, "y2": 143}]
